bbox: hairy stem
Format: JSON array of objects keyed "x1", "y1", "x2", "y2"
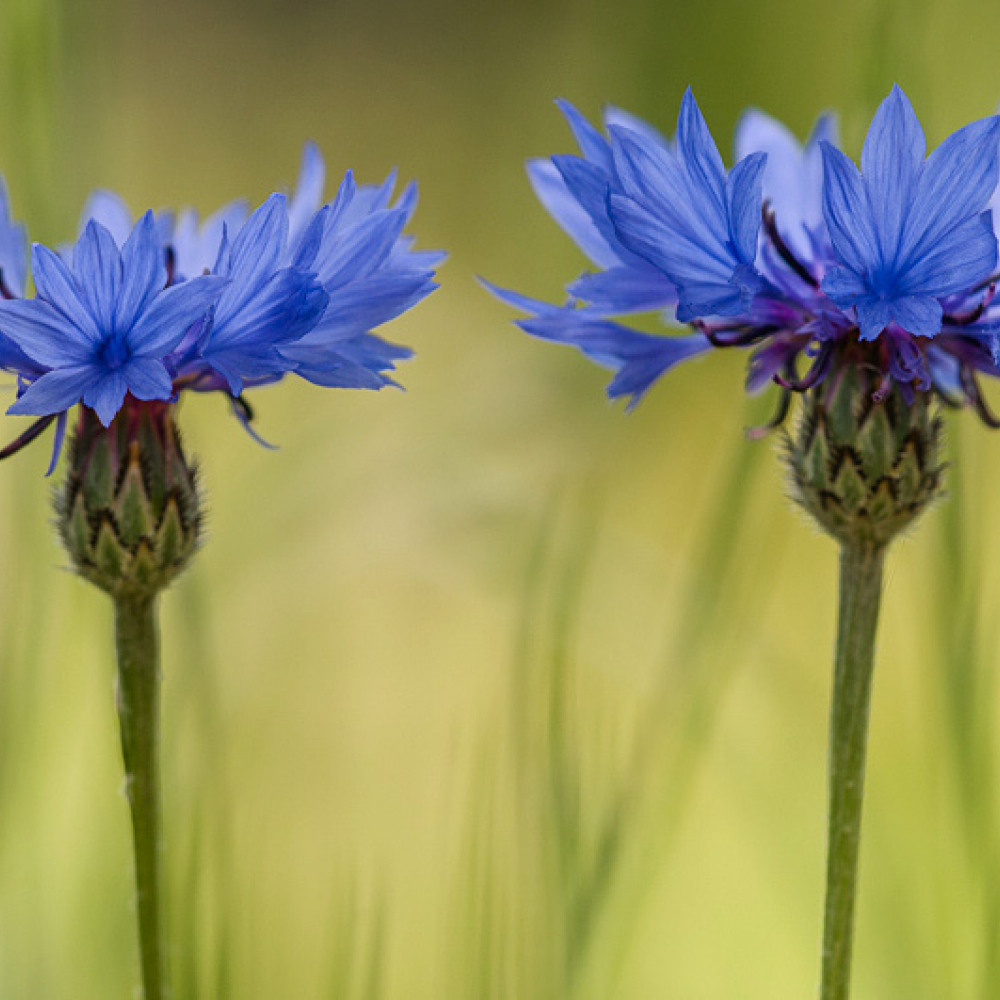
[
  {"x1": 114, "y1": 591, "x2": 168, "y2": 999},
  {"x1": 820, "y1": 541, "x2": 885, "y2": 1000}
]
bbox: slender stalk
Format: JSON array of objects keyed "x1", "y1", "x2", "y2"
[
  {"x1": 114, "y1": 591, "x2": 168, "y2": 1000},
  {"x1": 820, "y1": 541, "x2": 886, "y2": 1000}
]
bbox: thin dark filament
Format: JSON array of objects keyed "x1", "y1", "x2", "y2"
[
  {"x1": 944, "y1": 284, "x2": 995, "y2": 326},
  {"x1": 233, "y1": 394, "x2": 255, "y2": 424},
  {"x1": 960, "y1": 366, "x2": 1000, "y2": 428},
  {"x1": 932, "y1": 386, "x2": 964, "y2": 410},
  {"x1": 698, "y1": 321, "x2": 778, "y2": 348},
  {"x1": 164, "y1": 247, "x2": 177, "y2": 287},
  {"x1": 762, "y1": 202, "x2": 819, "y2": 289},
  {"x1": 745, "y1": 386, "x2": 792, "y2": 440},
  {"x1": 0, "y1": 414, "x2": 56, "y2": 461},
  {"x1": 773, "y1": 340, "x2": 833, "y2": 391}
]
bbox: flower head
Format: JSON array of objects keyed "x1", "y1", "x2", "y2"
[
  {"x1": 0, "y1": 143, "x2": 442, "y2": 466},
  {"x1": 820, "y1": 85, "x2": 999, "y2": 341},
  {"x1": 0, "y1": 214, "x2": 225, "y2": 426},
  {"x1": 490, "y1": 86, "x2": 1000, "y2": 425}
]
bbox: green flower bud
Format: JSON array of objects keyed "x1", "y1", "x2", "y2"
[
  {"x1": 786, "y1": 365, "x2": 944, "y2": 547},
  {"x1": 55, "y1": 400, "x2": 202, "y2": 598}
]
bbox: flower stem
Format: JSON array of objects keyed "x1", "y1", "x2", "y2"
[
  {"x1": 820, "y1": 541, "x2": 886, "y2": 1000},
  {"x1": 114, "y1": 591, "x2": 168, "y2": 1000}
]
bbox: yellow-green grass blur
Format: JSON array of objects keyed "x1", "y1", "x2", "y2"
[{"x1": 0, "y1": 0, "x2": 999, "y2": 996}]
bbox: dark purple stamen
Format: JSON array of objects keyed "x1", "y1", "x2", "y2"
[
  {"x1": 746, "y1": 386, "x2": 792, "y2": 440},
  {"x1": 932, "y1": 386, "x2": 964, "y2": 410},
  {"x1": 762, "y1": 202, "x2": 819, "y2": 289},
  {"x1": 0, "y1": 414, "x2": 57, "y2": 461},
  {"x1": 698, "y1": 320, "x2": 778, "y2": 348},
  {"x1": 773, "y1": 340, "x2": 834, "y2": 391},
  {"x1": 944, "y1": 284, "x2": 995, "y2": 326},
  {"x1": 960, "y1": 366, "x2": 1000, "y2": 428},
  {"x1": 233, "y1": 394, "x2": 255, "y2": 424}
]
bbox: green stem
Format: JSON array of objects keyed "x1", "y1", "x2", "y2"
[
  {"x1": 820, "y1": 541, "x2": 886, "y2": 1000},
  {"x1": 114, "y1": 591, "x2": 168, "y2": 1000}
]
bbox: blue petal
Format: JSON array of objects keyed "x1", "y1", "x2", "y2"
[
  {"x1": 861, "y1": 85, "x2": 925, "y2": 264},
  {"x1": 124, "y1": 356, "x2": 174, "y2": 400},
  {"x1": 313, "y1": 209, "x2": 407, "y2": 289},
  {"x1": 83, "y1": 371, "x2": 128, "y2": 426},
  {"x1": 820, "y1": 143, "x2": 881, "y2": 277},
  {"x1": 222, "y1": 194, "x2": 288, "y2": 298},
  {"x1": 822, "y1": 266, "x2": 868, "y2": 304},
  {"x1": 897, "y1": 116, "x2": 1000, "y2": 277},
  {"x1": 609, "y1": 193, "x2": 717, "y2": 281},
  {"x1": 318, "y1": 171, "x2": 357, "y2": 239},
  {"x1": 856, "y1": 298, "x2": 894, "y2": 340},
  {"x1": 675, "y1": 88, "x2": 727, "y2": 218},
  {"x1": 567, "y1": 266, "x2": 676, "y2": 313},
  {"x1": 79, "y1": 189, "x2": 133, "y2": 246},
  {"x1": 0, "y1": 298, "x2": 95, "y2": 366},
  {"x1": 45, "y1": 411, "x2": 68, "y2": 477},
  {"x1": 605, "y1": 94, "x2": 765, "y2": 323},
  {"x1": 8, "y1": 366, "x2": 98, "y2": 417},
  {"x1": 809, "y1": 113, "x2": 839, "y2": 150},
  {"x1": 0, "y1": 179, "x2": 27, "y2": 297},
  {"x1": 130, "y1": 273, "x2": 228, "y2": 357},
  {"x1": 202, "y1": 269, "x2": 327, "y2": 393},
  {"x1": 480, "y1": 280, "x2": 558, "y2": 316},
  {"x1": 555, "y1": 99, "x2": 613, "y2": 171},
  {"x1": 887, "y1": 296, "x2": 942, "y2": 337},
  {"x1": 899, "y1": 213, "x2": 997, "y2": 296},
  {"x1": 287, "y1": 141, "x2": 326, "y2": 246},
  {"x1": 604, "y1": 104, "x2": 671, "y2": 152},
  {"x1": 171, "y1": 199, "x2": 249, "y2": 280},
  {"x1": 301, "y1": 273, "x2": 432, "y2": 340},
  {"x1": 31, "y1": 243, "x2": 101, "y2": 343},
  {"x1": 0, "y1": 333, "x2": 38, "y2": 373},
  {"x1": 212, "y1": 267, "x2": 327, "y2": 351},
  {"x1": 726, "y1": 151, "x2": 767, "y2": 265},
  {"x1": 611, "y1": 124, "x2": 726, "y2": 246},
  {"x1": 294, "y1": 355, "x2": 397, "y2": 390},
  {"x1": 73, "y1": 220, "x2": 123, "y2": 332},
  {"x1": 527, "y1": 159, "x2": 620, "y2": 268},
  {"x1": 291, "y1": 204, "x2": 329, "y2": 272},
  {"x1": 519, "y1": 308, "x2": 710, "y2": 405},
  {"x1": 734, "y1": 109, "x2": 831, "y2": 255},
  {"x1": 552, "y1": 155, "x2": 632, "y2": 261},
  {"x1": 392, "y1": 181, "x2": 418, "y2": 223},
  {"x1": 117, "y1": 212, "x2": 168, "y2": 332}
]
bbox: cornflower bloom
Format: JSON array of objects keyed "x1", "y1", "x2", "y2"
[
  {"x1": 0, "y1": 142, "x2": 440, "y2": 468},
  {"x1": 0, "y1": 144, "x2": 441, "y2": 999},
  {"x1": 490, "y1": 86, "x2": 1000, "y2": 425},
  {"x1": 490, "y1": 85, "x2": 1000, "y2": 1000}
]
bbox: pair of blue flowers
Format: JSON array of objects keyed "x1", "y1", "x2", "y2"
[{"x1": 1, "y1": 84, "x2": 999, "y2": 467}]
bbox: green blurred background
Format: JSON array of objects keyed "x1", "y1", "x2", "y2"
[{"x1": 1, "y1": 0, "x2": 1000, "y2": 996}]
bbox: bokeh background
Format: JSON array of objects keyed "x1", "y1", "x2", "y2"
[{"x1": 0, "y1": 0, "x2": 999, "y2": 996}]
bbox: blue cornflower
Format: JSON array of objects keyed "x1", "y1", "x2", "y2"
[
  {"x1": 0, "y1": 214, "x2": 225, "y2": 425},
  {"x1": 491, "y1": 86, "x2": 1000, "y2": 425},
  {"x1": 280, "y1": 169, "x2": 442, "y2": 390},
  {"x1": 821, "y1": 86, "x2": 999, "y2": 341},
  {"x1": 173, "y1": 193, "x2": 328, "y2": 397},
  {"x1": 0, "y1": 143, "x2": 442, "y2": 465}
]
